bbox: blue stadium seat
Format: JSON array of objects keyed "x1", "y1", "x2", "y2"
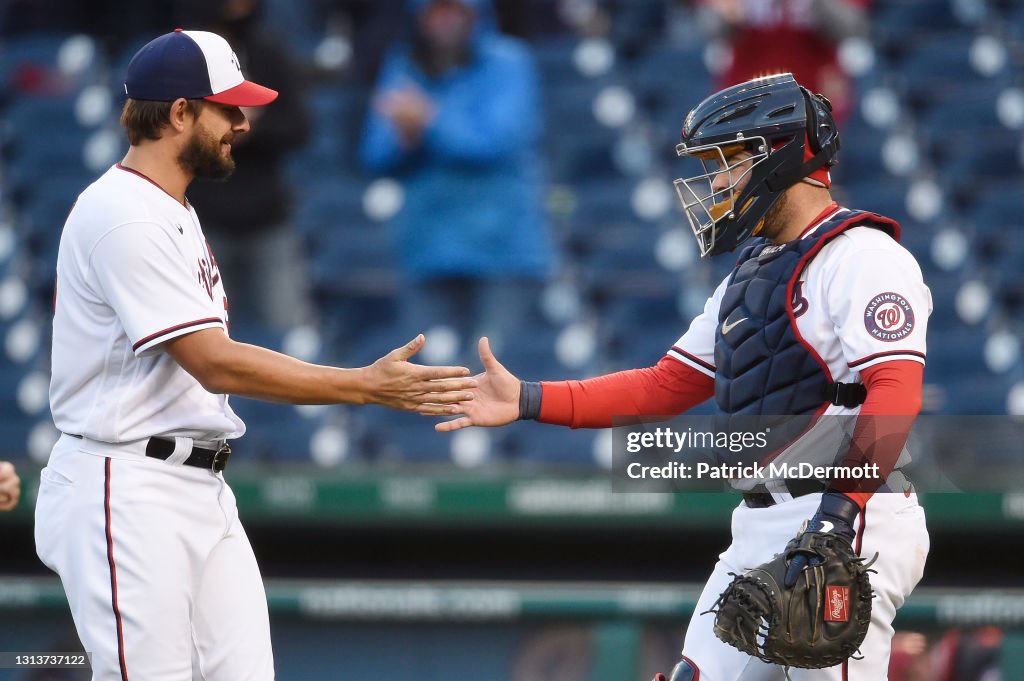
[
  {"x1": 547, "y1": 127, "x2": 618, "y2": 182},
  {"x1": 293, "y1": 176, "x2": 374, "y2": 247},
  {"x1": 631, "y1": 42, "x2": 711, "y2": 135},
  {"x1": 895, "y1": 35, "x2": 1006, "y2": 110},
  {"x1": 932, "y1": 374, "x2": 1013, "y2": 415},
  {"x1": 358, "y1": 406, "x2": 451, "y2": 462},
  {"x1": 922, "y1": 326, "x2": 991, "y2": 381},
  {"x1": 0, "y1": 363, "x2": 33, "y2": 459},
  {"x1": 545, "y1": 80, "x2": 608, "y2": 138},
  {"x1": 830, "y1": 129, "x2": 887, "y2": 185},
  {"x1": 924, "y1": 274, "x2": 963, "y2": 329},
  {"x1": 600, "y1": 295, "x2": 684, "y2": 369},
  {"x1": 0, "y1": 33, "x2": 86, "y2": 93},
  {"x1": 229, "y1": 397, "x2": 326, "y2": 462},
  {"x1": 939, "y1": 136, "x2": 1024, "y2": 199},
  {"x1": 874, "y1": 0, "x2": 968, "y2": 49},
  {"x1": 308, "y1": 224, "x2": 398, "y2": 295},
  {"x1": 533, "y1": 38, "x2": 586, "y2": 88},
  {"x1": 964, "y1": 186, "x2": 1024, "y2": 237},
  {"x1": 842, "y1": 179, "x2": 913, "y2": 227},
  {"x1": 503, "y1": 420, "x2": 602, "y2": 467}
]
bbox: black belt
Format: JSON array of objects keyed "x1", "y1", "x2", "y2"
[
  {"x1": 66, "y1": 434, "x2": 231, "y2": 472},
  {"x1": 741, "y1": 479, "x2": 826, "y2": 508}
]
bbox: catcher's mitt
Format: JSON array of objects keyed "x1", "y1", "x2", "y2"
[{"x1": 708, "y1": 530, "x2": 876, "y2": 669}]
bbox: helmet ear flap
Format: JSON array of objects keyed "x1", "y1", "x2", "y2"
[{"x1": 801, "y1": 87, "x2": 840, "y2": 158}]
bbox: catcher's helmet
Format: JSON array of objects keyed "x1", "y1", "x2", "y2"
[{"x1": 674, "y1": 73, "x2": 840, "y2": 257}]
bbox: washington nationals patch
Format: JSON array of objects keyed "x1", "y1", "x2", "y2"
[{"x1": 864, "y1": 292, "x2": 915, "y2": 341}]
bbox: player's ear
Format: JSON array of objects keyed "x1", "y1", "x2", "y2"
[{"x1": 168, "y1": 98, "x2": 195, "y2": 133}]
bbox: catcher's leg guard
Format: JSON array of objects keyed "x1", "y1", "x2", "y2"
[{"x1": 653, "y1": 656, "x2": 700, "y2": 681}]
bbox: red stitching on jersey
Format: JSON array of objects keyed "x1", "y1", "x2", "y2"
[
  {"x1": 132, "y1": 317, "x2": 223, "y2": 352},
  {"x1": 105, "y1": 458, "x2": 129, "y2": 681},
  {"x1": 848, "y1": 349, "x2": 926, "y2": 369}
]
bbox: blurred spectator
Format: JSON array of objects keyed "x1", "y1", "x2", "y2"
[
  {"x1": 359, "y1": 0, "x2": 556, "y2": 356},
  {"x1": 182, "y1": 0, "x2": 314, "y2": 331},
  {"x1": 932, "y1": 627, "x2": 1003, "y2": 681},
  {"x1": 697, "y1": 0, "x2": 868, "y2": 124}
]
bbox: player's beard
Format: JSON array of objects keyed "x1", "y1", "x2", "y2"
[
  {"x1": 759, "y1": 190, "x2": 792, "y2": 242},
  {"x1": 178, "y1": 124, "x2": 235, "y2": 182}
]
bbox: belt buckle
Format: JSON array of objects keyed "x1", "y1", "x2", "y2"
[{"x1": 211, "y1": 442, "x2": 232, "y2": 472}]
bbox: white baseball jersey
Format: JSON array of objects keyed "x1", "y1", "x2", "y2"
[
  {"x1": 50, "y1": 164, "x2": 245, "y2": 443},
  {"x1": 668, "y1": 205, "x2": 931, "y2": 397},
  {"x1": 40, "y1": 165, "x2": 272, "y2": 681}
]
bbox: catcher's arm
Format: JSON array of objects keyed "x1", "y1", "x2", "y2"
[
  {"x1": 786, "y1": 359, "x2": 923, "y2": 585},
  {"x1": 436, "y1": 338, "x2": 714, "y2": 432},
  {"x1": 0, "y1": 461, "x2": 20, "y2": 512}
]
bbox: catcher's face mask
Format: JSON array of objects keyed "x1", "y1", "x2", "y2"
[{"x1": 673, "y1": 139, "x2": 769, "y2": 257}]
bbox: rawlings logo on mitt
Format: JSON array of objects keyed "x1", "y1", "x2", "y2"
[{"x1": 707, "y1": 531, "x2": 876, "y2": 669}]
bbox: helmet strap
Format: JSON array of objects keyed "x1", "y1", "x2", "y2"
[{"x1": 764, "y1": 144, "x2": 835, "y2": 193}]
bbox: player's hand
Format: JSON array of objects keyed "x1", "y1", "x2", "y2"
[
  {"x1": 435, "y1": 336, "x2": 521, "y2": 432},
  {"x1": 364, "y1": 334, "x2": 476, "y2": 415},
  {"x1": 0, "y1": 461, "x2": 21, "y2": 512},
  {"x1": 783, "y1": 490, "x2": 859, "y2": 588}
]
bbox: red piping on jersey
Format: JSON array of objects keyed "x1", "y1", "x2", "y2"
[
  {"x1": 670, "y1": 345, "x2": 716, "y2": 373},
  {"x1": 841, "y1": 506, "x2": 868, "y2": 681},
  {"x1": 783, "y1": 210, "x2": 902, "y2": 406},
  {"x1": 132, "y1": 317, "x2": 222, "y2": 352},
  {"x1": 104, "y1": 458, "x2": 130, "y2": 681},
  {"x1": 115, "y1": 163, "x2": 187, "y2": 207},
  {"x1": 848, "y1": 349, "x2": 926, "y2": 369}
]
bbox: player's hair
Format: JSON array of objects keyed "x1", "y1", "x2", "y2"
[{"x1": 119, "y1": 98, "x2": 205, "y2": 145}]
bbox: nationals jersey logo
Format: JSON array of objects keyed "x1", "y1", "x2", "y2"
[
  {"x1": 864, "y1": 292, "x2": 915, "y2": 342},
  {"x1": 197, "y1": 243, "x2": 221, "y2": 301}
]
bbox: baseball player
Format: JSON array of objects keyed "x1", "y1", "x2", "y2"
[
  {"x1": 0, "y1": 461, "x2": 20, "y2": 511},
  {"x1": 438, "y1": 74, "x2": 930, "y2": 680},
  {"x1": 35, "y1": 29, "x2": 475, "y2": 681}
]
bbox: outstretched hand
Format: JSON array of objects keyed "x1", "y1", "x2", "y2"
[
  {"x1": 366, "y1": 334, "x2": 477, "y2": 415},
  {"x1": 0, "y1": 461, "x2": 21, "y2": 512},
  {"x1": 435, "y1": 337, "x2": 521, "y2": 432}
]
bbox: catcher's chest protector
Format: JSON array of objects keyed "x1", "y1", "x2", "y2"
[{"x1": 713, "y1": 210, "x2": 898, "y2": 417}]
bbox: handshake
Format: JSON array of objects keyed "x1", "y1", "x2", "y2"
[{"x1": 431, "y1": 337, "x2": 523, "y2": 433}]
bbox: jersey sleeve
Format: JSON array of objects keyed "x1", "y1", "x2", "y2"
[
  {"x1": 89, "y1": 222, "x2": 225, "y2": 357},
  {"x1": 665, "y1": 275, "x2": 728, "y2": 377},
  {"x1": 825, "y1": 240, "x2": 931, "y2": 372}
]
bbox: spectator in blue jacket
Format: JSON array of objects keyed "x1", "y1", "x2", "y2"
[{"x1": 360, "y1": 0, "x2": 556, "y2": 357}]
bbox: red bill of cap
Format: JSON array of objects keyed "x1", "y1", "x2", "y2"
[{"x1": 205, "y1": 79, "x2": 278, "y2": 107}]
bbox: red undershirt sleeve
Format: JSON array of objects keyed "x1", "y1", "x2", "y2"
[
  {"x1": 538, "y1": 356, "x2": 715, "y2": 429},
  {"x1": 831, "y1": 360, "x2": 923, "y2": 508}
]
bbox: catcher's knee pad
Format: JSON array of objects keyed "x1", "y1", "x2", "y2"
[{"x1": 668, "y1": 656, "x2": 699, "y2": 681}]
